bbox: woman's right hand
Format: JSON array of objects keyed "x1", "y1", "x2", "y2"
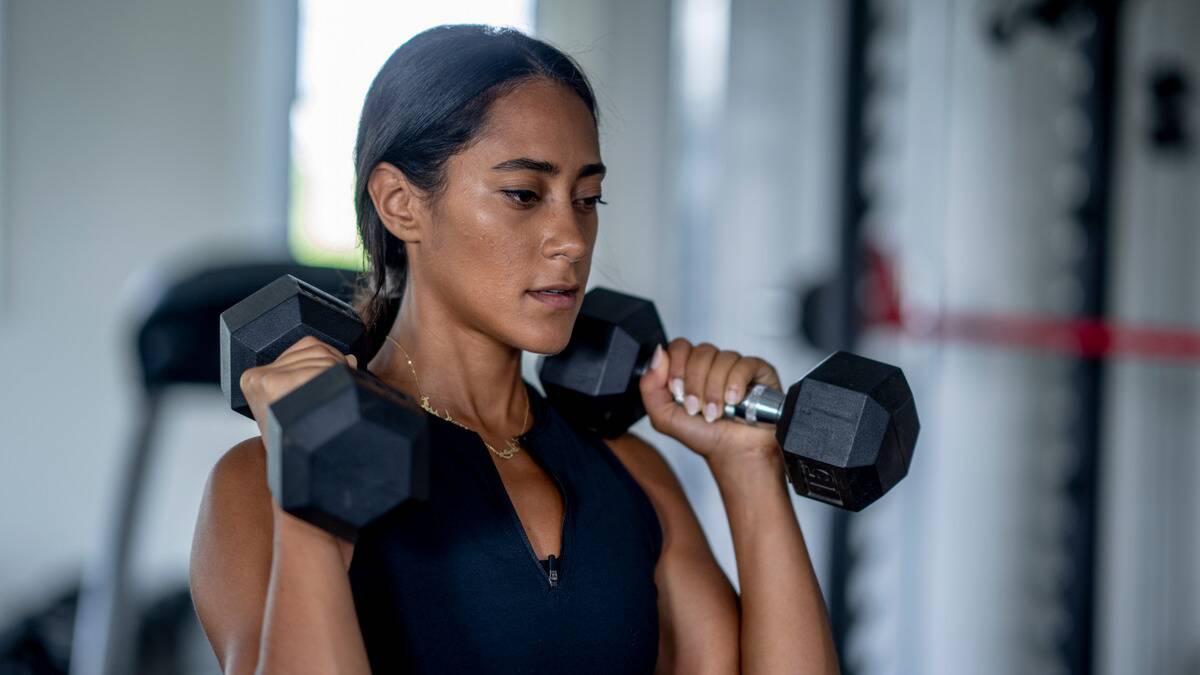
[
  {"x1": 238, "y1": 335, "x2": 359, "y2": 442},
  {"x1": 238, "y1": 336, "x2": 362, "y2": 556}
]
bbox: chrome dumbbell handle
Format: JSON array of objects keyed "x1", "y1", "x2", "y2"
[{"x1": 671, "y1": 383, "x2": 785, "y2": 426}]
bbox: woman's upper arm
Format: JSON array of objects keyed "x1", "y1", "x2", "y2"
[
  {"x1": 606, "y1": 432, "x2": 740, "y2": 674},
  {"x1": 190, "y1": 436, "x2": 274, "y2": 674}
]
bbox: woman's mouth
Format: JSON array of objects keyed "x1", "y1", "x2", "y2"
[{"x1": 527, "y1": 287, "x2": 579, "y2": 309}]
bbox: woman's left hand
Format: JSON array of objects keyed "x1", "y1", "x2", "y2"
[{"x1": 639, "y1": 338, "x2": 785, "y2": 463}]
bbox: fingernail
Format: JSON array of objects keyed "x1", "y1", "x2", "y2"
[
  {"x1": 703, "y1": 402, "x2": 719, "y2": 423},
  {"x1": 725, "y1": 387, "x2": 739, "y2": 405},
  {"x1": 684, "y1": 395, "x2": 701, "y2": 416},
  {"x1": 670, "y1": 379, "x2": 685, "y2": 401},
  {"x1": 650, "y1": 344, "x2": 663, "y2": 370}
]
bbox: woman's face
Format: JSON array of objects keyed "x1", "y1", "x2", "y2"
[{"x1": 416, "y1": 78, "x2": 604, "y2": 355}]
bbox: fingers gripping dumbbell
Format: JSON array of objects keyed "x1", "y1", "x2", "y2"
[{"x1": 538, "y1": 288, "x2": 920, "y2": 511}]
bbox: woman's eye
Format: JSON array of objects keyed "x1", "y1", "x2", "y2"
[
  {"x1": 502, "y1": 189, "x2": 539, "y2": 205},
  {"x1": 501, "y1": 190, "x2": 606, "y2": 209}
]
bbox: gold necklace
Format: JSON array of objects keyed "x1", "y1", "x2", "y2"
[{"x1": 386, "y1": 335, "x2": 528, "y2": 460}]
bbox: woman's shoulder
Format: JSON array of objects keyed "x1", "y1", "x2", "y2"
[
  {"x1": 190, "y1": 436, "x2": 274, "y2": 671},
  {"x1": 213, "y1": 435, "x2": 268, "y2": 482},
  {"x1": 198, "y1": 436, "x2": 273, "y2": 526},
  {"x1": 192, "y1": 436, "x2": 274, "y2": 573}
]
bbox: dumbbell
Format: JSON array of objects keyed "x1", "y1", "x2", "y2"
[
  {"x1": 538, "y1": 288, "x2": 919, "y2": 511},
  {"x1": 220, "y1": 274, "x2": 430, "y2": 540}
]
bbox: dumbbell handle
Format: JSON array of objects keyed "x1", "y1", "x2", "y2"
[{"x1": 669, "y1": 383, "x2": 785, "y2": 426}]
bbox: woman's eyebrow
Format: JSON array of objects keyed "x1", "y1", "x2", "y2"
[{"x1": 491, "y1": 157, "x2": 607, "y2": 179}]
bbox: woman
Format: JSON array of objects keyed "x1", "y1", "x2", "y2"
[{"x1": 190, "y1": 24, "x2": 837, "y2": 674}]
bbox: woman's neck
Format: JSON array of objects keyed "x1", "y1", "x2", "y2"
[{"x1": 367, "y1": 288, "x2": 529, "y2": 438}]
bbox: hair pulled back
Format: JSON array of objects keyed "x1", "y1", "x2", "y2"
[{"x1": 352, "y1": 24, "x2": 598, "y2": 356}]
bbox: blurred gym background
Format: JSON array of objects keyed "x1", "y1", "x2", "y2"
[{"x1": 0, "y1": 0, "x2": 1195, "y2": 673}]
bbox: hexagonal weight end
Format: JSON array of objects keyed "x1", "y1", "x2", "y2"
[
  {"x1": 539, "y1": 287, "x2": 666, "y2": 437},
  {"x1": 776, "y1": 351, "x2": 919, "y2": 511},
  {"x1": 221, "y1": 274, "x2": 370, "y2": 418},
  {"x1": 267, "y1": 365, "x2": 430, "y2": 541}
]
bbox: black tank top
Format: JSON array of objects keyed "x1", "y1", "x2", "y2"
[{"x1": 348, "y1": 379, "x2": 664, "y2": 673}]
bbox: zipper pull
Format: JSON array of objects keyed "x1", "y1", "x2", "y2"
[{"x1": 547, "y1": 554, "x2": 559, "y2": 588}]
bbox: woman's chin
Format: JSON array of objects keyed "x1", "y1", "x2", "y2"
[{"x1": 518, "y1": 331, "x2": 573, "y2": 357}]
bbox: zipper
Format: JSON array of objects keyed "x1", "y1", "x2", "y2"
[
  {"x1": 485, "y1": 444, "x2": 568, "y2": 590},
  {"x1": 513, "y1": 515, "x2": 565, "y2": 590}
]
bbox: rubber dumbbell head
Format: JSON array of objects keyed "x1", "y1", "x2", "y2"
[
  {"x1": 777, "y1": 352, "x2": 918, "y2": 511},
  {"x1": 220, "y1": 274, "x2": 372, "y2": 418},
  {"x1": 267, "y1": 365, "x2": 430, "y2": 541},
  {"x1": 537, "y1": 287, "x2": 666, "y2": 438}
]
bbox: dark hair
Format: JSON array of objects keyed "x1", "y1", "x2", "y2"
[{"x1": 352, "y1": 24, "x2": 598, "y2": 355}]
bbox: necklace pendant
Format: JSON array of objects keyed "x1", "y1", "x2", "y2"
[
  {"x1": 499, "y1": 439, "x2": 520, "y2": 460},
  {"x1": 392, "y1": 337, "x2": 529, "y2": 461}
]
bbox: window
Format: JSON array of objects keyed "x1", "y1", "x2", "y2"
[{"x1": 289, "y1": 0, "x2": 536, "y2": 268}]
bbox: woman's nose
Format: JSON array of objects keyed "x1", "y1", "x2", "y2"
[{"x1": 541, "y1": 206, "x2": 589, "y2": 263}]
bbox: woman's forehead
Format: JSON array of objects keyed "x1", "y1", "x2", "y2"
[{"x1": 468, "y1": 81, "x2": 601, "y2": 167}]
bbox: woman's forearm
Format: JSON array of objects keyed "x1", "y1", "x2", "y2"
[
  {"x1": 254, "y1": 509, "x2": 370, "y2": 675},
  {"x1": 707, "y1": 451, "x2": 839, "y2": 675}
]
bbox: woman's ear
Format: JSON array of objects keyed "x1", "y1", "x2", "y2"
[{"x1": 368, "y1": 162, "x2": 428, "y2": 243}]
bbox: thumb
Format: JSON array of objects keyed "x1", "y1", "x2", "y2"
[
  {"x1": 347, "y1": 354, "x2": 359, "y2": 369},
  {"x1": 639, "y1": 344, "x2": 676, "y2": 419}
]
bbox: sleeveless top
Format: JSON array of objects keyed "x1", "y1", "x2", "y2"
[{"x1": 347, "y1": 379, "x2": 664, "y2": 673}]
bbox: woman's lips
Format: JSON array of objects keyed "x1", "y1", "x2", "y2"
[{"x1": 527, "y1": 289, "x2": 577, "y2": 308}]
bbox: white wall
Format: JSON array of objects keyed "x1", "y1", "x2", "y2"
[
  {"x1": 0, "y1": 0, "x2": 6, "y2": 304},
  {"x1": 0, "y1": 0, "x2": 295, "y2": 618},
  {"x1": 918, "y1": 10, "x2": 1074, "y2": 672},
  {"x1": 1101, "y1": 1, "x2": 1200, "y2": 672}
]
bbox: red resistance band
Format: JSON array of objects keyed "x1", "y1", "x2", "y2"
[{"x1": 860, "y1": 246, "x2": 1200, "y2": 362}]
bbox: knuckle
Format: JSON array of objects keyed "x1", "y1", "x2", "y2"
[
  {"x1": 667, "y1": 336, "x2": 696, "y2": 357},
  {"x1": 293, "y1": 336, "x2": 330, "y2": 354},
  {"x1": 286, "y1": 337, "x2": 314, "y2": 353},
  {"x1": 719, "y1": 350, "x2": 742, "y2": 365}
]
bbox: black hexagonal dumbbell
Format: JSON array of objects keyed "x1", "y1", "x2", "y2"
[
  {"x1": 538, "y1": 287, "x2": 919, "y2": 511},
  {"x1": 220, "y1": 274, "x2": 430, "y2": 540}
]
